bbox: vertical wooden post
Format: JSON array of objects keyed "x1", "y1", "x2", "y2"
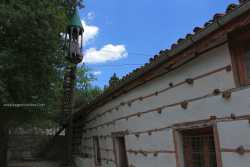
[
  {"x1": 213, "y1": 124, "x2": 223, "y2": 167},
  {"x1": 0, "y1": 123, "x2": 8, "y2": 167},
  {"x1": 172, "y1": 130, "x2": 181, "y2": 167},
  {"x1": 62, "y1": 65, "x2": 76, "y2": 167}
]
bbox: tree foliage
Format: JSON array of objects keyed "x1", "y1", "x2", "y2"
[
  {"x1": 0, "y1": 1, "x2": 105, "y2": 166},
  {"x1": 0, "y1": 0, "x2": 68, "y2": 125},
  {"x1": 74, "y1": 65, "x2": 102, "y2": 109},
  {"x1": 0, "y1": 1, "x2": 71, "y2": 166},
  {"x1": 108, "y1": 73, "x2": 120, "y2": 88}
]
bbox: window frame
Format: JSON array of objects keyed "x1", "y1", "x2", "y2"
[
  {"x1": 229, "y1": 24, "x2": 250, "y2": 86},
  {"x1": 182, "y1": 127, "x2": 216, "y2": 167},
  {"x1": 93, "y1": 136, "x2": 101, "y2": 166},
  {"x1": 112, "y1": 132, "x2": 129, "y2": 167},
  {"x1": 173, "y1": 124, "x2": 222, "y2": 167}
]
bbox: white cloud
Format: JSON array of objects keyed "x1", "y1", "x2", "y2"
[
  {"x1": 83, "y1": 44, "x2": 127, "y2": 64},
  {"x1": 92, "y1": 71, "x2": 102, "y2": 76},
  {"x1": 86, "y1": 12, "x2": 95, "y2": 21},
  {"x1": 81, "y1": 20, "x2": 99, "y2": 45}
]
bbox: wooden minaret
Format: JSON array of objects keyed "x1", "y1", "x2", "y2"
[{"x1": 62, "y1": 7, "x2": 84, "y2": 167}]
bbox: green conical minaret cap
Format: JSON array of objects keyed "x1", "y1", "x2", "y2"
[{"x1": 69, "y1": 8, "x2": 83, "y2": 29}]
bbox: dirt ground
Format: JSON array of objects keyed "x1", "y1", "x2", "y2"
[{"x1": 8, "y1": 161, "x2": 61, "y2": 167}]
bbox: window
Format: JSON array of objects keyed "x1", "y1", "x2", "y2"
[
  {"x1": 93, "y1": 136, "x2": 101, "y2": 165},
  {"x1": 181, "y1": 127, "x2": 217, "y2": 167},
  {"x1": 229, "y1": 25, "x2": 250, "y2": 85},
  {"x1": 113, "y1": 135, "x2": 128, "y2": 167}
]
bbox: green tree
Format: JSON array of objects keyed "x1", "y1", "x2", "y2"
[
  {"x1": 74, "y1": 65, "x2": 102, "y2": 109},
  {"x1": 109, "y1": 73, "x2": 120, "y2": 88},
  {"x1": 0, "y1": 1, "x2": 68, "y2": 166}
]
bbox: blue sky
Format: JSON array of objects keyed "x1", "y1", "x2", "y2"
[{"x1": 79, "y1": 0, "x2": 237, "y2": 88}]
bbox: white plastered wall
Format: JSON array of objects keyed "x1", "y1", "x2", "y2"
[
  {"x1": 75, "y1": 44, "x2": 250, "y2": 167},
  {"x1": 217, "y1": 120, "x2": 250, "y2": 167}
]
